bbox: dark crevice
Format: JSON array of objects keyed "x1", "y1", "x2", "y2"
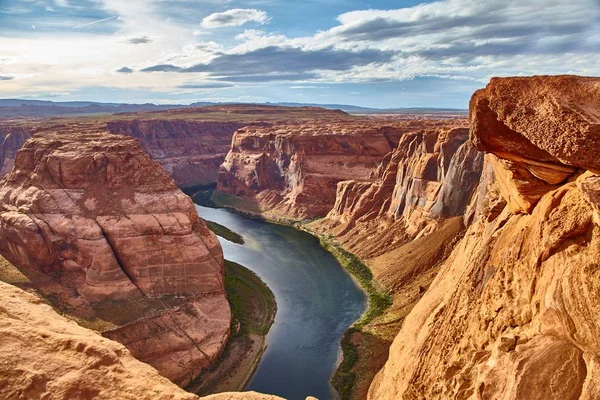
[{"x1": 96, "y1": 221, "x2": 146, "y2": 298}]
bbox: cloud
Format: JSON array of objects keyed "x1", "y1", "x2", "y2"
[
  {"x1": 54, "y1": 0, "x2": 69, "y2": 7},
  {"x1": 0, "y1": 76, "x2": 14, "y2": 81},
  {"x1": 177, "y1": 82, "x2": 233, "y2": 89},
  {"x1": 140, "y1": 64, "x2": 182, "y2": 72},
  {"x1": 201, "y1": 9, "x2": 270, "y2": 28},
  {"x1": 322, "y1": 0, "x2": 596, "y2": 62},
  {"x1": 142, "y1": 46, "x2": 395, "y2": 82},
  {"x1": 124, "y1": 35, "x2": 152, "y2": 44},
  {"x1": 116, "y1": 67, "x2": 134, "y2": 73}
]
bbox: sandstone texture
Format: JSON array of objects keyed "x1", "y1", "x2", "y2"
[
  {"x1": 0, "y1": 277, "x2": 303, "y2": 400},
  {"x1": 369, "y1": 76, "x2": 600, "y2": 400},
  {"x1": 0, "y1": 130, "x2": 230, "y2": 386},
  {"x1": 0, "y1": 123, "x2": 34, "y2": 177},
  {"x1": 310, "y1": 124, "x2": 482, "y2": 289},
  {"x1": 106, "y1": 120, "x2": 253, "y2": 187},
  {"x1": 217, "y1": 120, "x2": 457, "y2": 220},
  {"x1": 0, "y1": 280, "x2": 200, "y2": 400}
]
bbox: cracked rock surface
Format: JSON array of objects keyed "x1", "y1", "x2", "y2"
[{"x1": 0, "y1": 130, "x2": 230, "y2": 386}]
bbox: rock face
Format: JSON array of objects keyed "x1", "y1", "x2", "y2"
[
  {"x1": 216, "y1": 121, "x2": 455, "y2": 220},
  {"x1": 0, "y1": 130, "x2": 230, "y2": 386},
  {"x1": 106, "y1": 120, "x2": 254, "y2": 188},
  {"x1": 0, "y1": 280, "x2": 199, "y2": 400},
  {"x1": 0, "y1": 277, "x2": 299, "y2": 400},
  {"x1": 369, "y1": 76, "x2": 600, "y2": 400},
  {"x1": 0, "y1": 124, "x2": 34, "y2": 178},
  {"x1": 310, "y1": 125, "x2": 483, "y2": 287}
]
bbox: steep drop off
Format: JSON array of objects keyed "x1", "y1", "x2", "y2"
[
  {"x1": 0, "y1": 272, "x2": 288, "y2": 400},
  {"x1": 369, "y1": 75, "x2": 600, "y2": 399},
  {"x1": 0, "y1": 123, "x2": 35, "y2": 177},
  {"x1": 307, "y1": 123, "x2": 482, "y2": 398},
  {"x1": 216, "y1": 120, "x2": 460, "y2": 220},
  {"x1": 105, "y1": 120, "x2": 254, "y2": 187},
  {"x1": 0, "y1": 130, "x2": 230, "y2": 386}
]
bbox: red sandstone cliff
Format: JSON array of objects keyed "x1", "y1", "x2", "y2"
[
  {"x1": 369, "y1": 76, "x2": 600, "y2": 399},
  {"x1": 0, "y1": 130, "x2": 230, "y2": 386},
  {"x1": 0, "y1": 275, "x2": 289, "y2": 400},
  {"x1": 106, "y1": 120, "x2": 256, "y2": 187},
  {"x1": 310, "y1": 125, "x2": 482, "y2": 289},
  {"x1": 216, "y1": 121, "x2": 458, "y2": 220},
  {"x1": 0, "y1": 124, "x2": 35, "y2": 178}
]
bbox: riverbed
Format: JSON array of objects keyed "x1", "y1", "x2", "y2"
[{"x1": 195, "y1": 205, "x2": 366, "y2": 400}]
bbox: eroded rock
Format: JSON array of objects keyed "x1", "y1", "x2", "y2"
[
  {"x1": 0, "y1": 130, "x2": 230, "y2": 386},
  {"x1": 369, "y1": 75, "x2": 600, "y2": 400}
]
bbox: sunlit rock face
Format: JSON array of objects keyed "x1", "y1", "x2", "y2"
[
  {"x1": 369, "y1": 76, "x2": 600, "y2": 400},
  {"x1": 0, "y1": 124, "x2": 34, "y2": 178},
  {"x1": 308, "y1": 123, "x2": 482, "y2": 292},
  {"x1": 216, "y1": 120, "x2": 460, "y2": 221},
  {"x1": 0, "y1": 130, "x2": 230, "y2": 386}
]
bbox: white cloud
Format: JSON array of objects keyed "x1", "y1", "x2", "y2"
[
  {"x1": 0, "y1": 0, "x2": 598, "y2": 103},
  {"x1": 201, "y1": 9, "x2": 270, "y2": 28}
]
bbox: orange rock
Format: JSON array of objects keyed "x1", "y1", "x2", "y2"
[
  {"x1": 369, "y1": 76, "x2": 600, "y2": 400},
  {"x1": 216, "y1": 121, "x2": 458, "y2": 221},
  {"x1": 310, "y1": 125, "x2": 482, "y2": 265},
  {"x1": 0, "y1": 130, "x2": 230, "y2": 386},
  {"x1": 0, "y1": 280, "x2": 199, "y2": 400}
]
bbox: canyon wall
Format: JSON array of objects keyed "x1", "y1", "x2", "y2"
[
  {"x1": 0, "y1": 124, "x2": 34, "y2": 178},
  {"x1": 106, "y1": 120, "x2": 254, "y2": 188},
  {"x1": 369, "y1": 75, "x2": 600, "y2": 399},
  {"x1": 0, "y1": 130, "x2": 230, "y2": 386},
  {"x1": 311, "y1": 125, "x2": 482, "y2": 260},
  {"x1": 216, "y1": 120, "x2": 455, "y2": 220},
  {"x1": 306, "y1": 122, "x2": 482, "y2": 399}
]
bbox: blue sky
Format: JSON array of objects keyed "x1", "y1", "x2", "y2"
[{"x1": 0, "y1": 0, "x2": 598, "y2": 108}]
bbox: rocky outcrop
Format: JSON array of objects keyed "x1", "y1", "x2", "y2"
[
  {"x1": 106, "y1": 120, "x2": 254, "y2": 188},
  {"x1": 0, "y1": 130, "x2": 230, "y2": 386},
  {"x1": 310, "y1": 125, "x2": 482, "y2": 285},
  {"x1": 369, "y1": 76, "x2": 600, "y2": 400},
  {"x1": 216, "y1": 121, "x2": 457, "y2": 220},
  {"x1": 0, "y1": 124, "x2": 34, "y2": 178},
  {"x1": 0, "y1": 276, "x2": 303, "y2": 400},
  {"x1": 0, "y1": 279, "x2": 200, "y2": 400}
]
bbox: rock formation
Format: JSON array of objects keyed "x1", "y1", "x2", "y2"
[
  {"x1": 0, "y1": 275, "x2": 299, "y2": 400},
  {"x1": 106, "y1": 120, "x2": 254, "y2": 188},
  {"x1": 369, "y1": 75, "x2": 600, "y2": 400},
  {"x1": 0, "y1": 124, "x2": 34, "y2": 177},
  {"x1": 310, "y1": 124, "x2": 482, "y2": 290},
  {"x1": 0, "y1": 130, "x2": 230, "y2": 386},
  {"x1": 216, "y1": 121, "x2": 456, "y2": 220},
  {"x1": 0, "y1": 279, "x2": 199, "y2": 400}
]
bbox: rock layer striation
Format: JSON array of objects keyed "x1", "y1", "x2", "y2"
[
  {"x1": 216, "y1": 120, "x2": 459, "y2": 220},
  {"x1": 369, "y1": 75, "x2": 600, "y2": 400},
  {"x1": 0, "y1": 130, "x2": 230, "y2": 386}
]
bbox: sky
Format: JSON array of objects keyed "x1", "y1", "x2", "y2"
[{"x1": 0, "y1": 0, "x2": 599, "y2": 108}]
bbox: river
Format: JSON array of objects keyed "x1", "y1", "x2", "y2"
[{"x1": 195, "y1": 205, "x2": 366, "y2": 400}]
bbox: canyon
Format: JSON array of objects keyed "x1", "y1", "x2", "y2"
[
  {"x1": 0, "y1": 105, "x2": 353, "y2": 187},
  {"x1": 216, "y1": 119, "x2": 466, "y2": 221},
  {"x1": 0, "y1": 75, "x2": 599, "y2": 400}
]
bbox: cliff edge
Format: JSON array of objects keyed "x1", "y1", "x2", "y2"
[{"x1": 369, "y1": 75, "x2": 600, "y2": 400}]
